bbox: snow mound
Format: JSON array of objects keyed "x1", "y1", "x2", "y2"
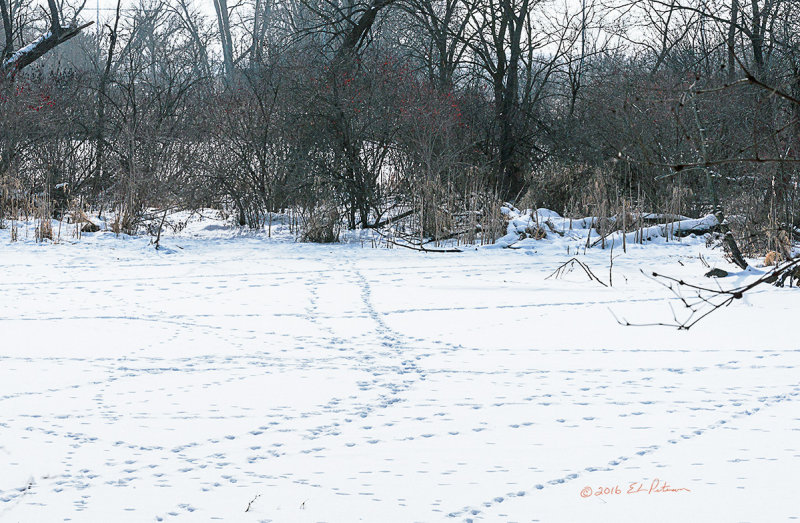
[{"x1": 490, "y1": 205, "x2": 718, "y2": 250}]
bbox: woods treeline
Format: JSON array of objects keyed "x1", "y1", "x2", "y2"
[{"x1": 1, "y1": 0, "x2": 799, "y2": 254}]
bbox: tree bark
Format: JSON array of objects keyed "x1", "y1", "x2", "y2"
[
  {"x1": 89, "y1": 0, "x2": 121, "y2": 199},
  {"x1": 0, "y1": 0, "x2": 12, "y2": 61},
  {"x1": 727, "y1": 0, "x2": 739, "y2": 81},
  {"x1": 335, "y1": 0, "x2": 396, "y2": 62},
  {"x1": 213, "y1": 0, "x2": 235, "y2": 82}
]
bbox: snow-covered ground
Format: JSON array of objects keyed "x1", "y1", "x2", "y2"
[{"x1": 1, "y1": 211, "x2": 799, "y2": 522}]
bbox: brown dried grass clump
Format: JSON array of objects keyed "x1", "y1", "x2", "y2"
[
  {"x1": 74, "y1": 209, "x2": 100, "y2": 233},
  {"x1": 523, "y1": 224, "x2": 547, "y2": 240},
  {"x1": 36, "y1": 218, "x2": 53, "y2": 241},
  {"x1": 301, "y1": 205, "x2": 340, "y2": 243},
  {"x1": 110, "y1": 213, "x2": 133, "y2": 235},
  {"x1": 35, "y1": 198, "x2": 53, "y2": 242},
  {"x1": 764, "y1": 251, "x2": 783, "y2": 267}
]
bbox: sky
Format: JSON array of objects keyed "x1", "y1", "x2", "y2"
[{"x1": 78, "y1": 0, "x2": 215, "y2": 26}]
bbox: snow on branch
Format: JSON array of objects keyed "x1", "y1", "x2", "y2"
[{"x1": 1, "y1": 22, "x2": 93, "y2": 80}]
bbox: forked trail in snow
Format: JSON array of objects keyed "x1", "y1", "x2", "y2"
[{"x1": 1, "y1": 220, "x2": 799, "y2": 522}]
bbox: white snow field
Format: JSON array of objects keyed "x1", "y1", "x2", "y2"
[{"x1": 1, "y1": 211, "x2": 799, "y2": 522}]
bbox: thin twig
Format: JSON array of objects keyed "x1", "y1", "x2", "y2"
[
  {"x1": 546, "y1": 258, "x2": 608, "y2": 287},
  {"x1": 618, "y1": 259, "x2": 800, "y2": 330}
]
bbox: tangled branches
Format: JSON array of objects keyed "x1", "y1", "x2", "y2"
[{"x1": 614, "y1": 258, "x2": 800, "y2": 330}]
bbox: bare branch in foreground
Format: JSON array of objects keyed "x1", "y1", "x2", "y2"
[{"x1": 614, "y1": 259, "x2": 800, "y2": 330}]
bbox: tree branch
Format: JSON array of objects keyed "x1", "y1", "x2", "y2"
[{"x1": 1, "y1": 21, "x2": 93, "y2": 80}]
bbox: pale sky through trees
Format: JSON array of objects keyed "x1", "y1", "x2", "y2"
[{"x1": 40, "y1": 0, "x2": 217, "y2": 26}]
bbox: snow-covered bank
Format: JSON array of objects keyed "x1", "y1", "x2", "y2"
[{"x1": 1, "y1": 211, "x2": 798, "y2": 522}]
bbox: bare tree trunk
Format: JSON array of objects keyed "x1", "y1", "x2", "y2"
[
  {"x1": 90, "y1": 0, "x2": 121, "y2": 200},
  {"x1": 727, "y1": 0, "x2": 739, "y2": 81},
  {"x1": 749, "y1": 0, "x2": 765, "y2": 76},
  {"x1": 335, "y1": 0, "x2": 396, "y2": 62},
  {"x1": 213, "y1": 0, "x2": 235, "y2": 82},
  {"x1": 0, "y1": 0, "x2": 12, "y2": 61},
  {"x1": 176, "y1": 0, "x2": 211, "y2": 78}
]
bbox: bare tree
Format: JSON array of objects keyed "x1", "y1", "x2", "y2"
[{"x1": 400, "y1": 0, "x2": 475, "y2": 89}]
